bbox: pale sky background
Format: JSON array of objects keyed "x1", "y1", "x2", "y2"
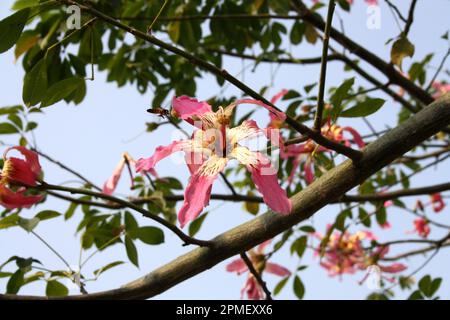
[{"x1": 1, "y1": 0, "x2": 449, "y2": 299}]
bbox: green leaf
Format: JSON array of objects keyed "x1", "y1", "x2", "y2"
[
  {"x1": 18, "y1": 217, "x2": 39, "y2": 232},
  {"x1": 168, "y1": 21, "x2": 180, "y2": 43},
  {"x1": 330, "y1": 77, "x2": 354, "y2": 119},
  {"x1": 273, "y1": 277, "x2": 289, "y2": 296},
  {"x1": 244, "y1": 191, "x2": 259, "y2": 215},
  {"x1": 12, "y1": 0, "x2": 39, "y2": 10},
  {"x1": 375, "y1": 205, "x2": 387, "y2": 226},
  {"x1": 124, "y1": 211, "x2": 139, "y2": 232},
  {"x1": 35, "y1": 210, "x2": 61, "y2": 221},
  {"x1": 6, "y1": 269, "x2": 25, "y2": 294},
  {"x1": 40, "y1": 77, "x2": 84, "y2": 108},
  {"x1": 0, "y1": 122, "x2": 19, "y2": 134},
  {"x1": 293, "y1": 276, "x2": 305, "y2": 299},
  {"x1": 408, "y1": 290, "x2": 424, "y2": 300},
  {"x1": 358, "y1": 207, "x2": 371, "y2": 227},
  {"x1": 299, "y1": 225, "x2": 315, "y2": 233},
  {"x1": 391, "y1": 37, "x2": 415, "y2": 69},
  {"x1": 64, "y1": 202, "x2": 78, "y2": 220},
  {"x1": 429, "y1": 278, "x2": 442, "y2": 297},
  {"x1": 0, "y1": 214, "x2": 20, "y2": 229},
  {"x1": 290, "y1": 236, "x2": 307, "y2": 258},
  {"x1": 188, "y1": 213, "x2": 208, "y2": 237},
  {"x1": 290, "y1": 21, "x2": 305, "y2": 45},
  {"x1": 418, "y1": 275, "x2": 432, "y2": 297},
  {"x1": 93, "y1": 261, "x2": 124, "y2": 277},
  {"x1": 46, "y1": 280, "x2": 69, "y2": 297},
  {"x1": 0, "y1": 8, "x2": 30, "y2": 54},
  {"x1": 129, "y1": 226, "x2": 164, "y2": 245},
  {"x1": 14, "y1": 30, "x2": 39, "y2": 61},
  {"x1": 341, "y1": 98, "x2": 385, "y2": 117},
  {"x1": 23, "y1": 57, "x2": 47, "y2": 107},
  {"x1": 124, "y1": 235, "x2": 139, "y2": 267}
]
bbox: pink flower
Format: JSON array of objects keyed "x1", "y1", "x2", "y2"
[
  {"x1": 0, "y1": 146, "x2": 43, "y2": 209},
  {"x1": 411, "y1": 218, "x2": 430, "y2": 238},
  {"x1": 315, "y1": 230, "x2": 406, "y2": 279},
  {"x1": 431, "y1": 81, "x2": 450, "y2": 99},
  {"x1": 137, "y1": 96, "x2": 292, "y2": 227},
  {"x1": 226, "y1": 240, "x2": 291, "y2": 300},
  {"x1": 102, "y1": 152, "x2": 158, "y2": 195},
  {"x1": 281, "y1": 123, "x2": 365, "y2": 185},
  {"x1": 431, "y1": 193, "x2": 445, "y2": 213}
]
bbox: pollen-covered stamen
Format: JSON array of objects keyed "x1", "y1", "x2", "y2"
[{"x1": 198, "y1": 156, "x2": 228, "y2": 177}]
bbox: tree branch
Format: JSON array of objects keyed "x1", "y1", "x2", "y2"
[
  {"x1": 291, "y1": 0, "x2": 434, "y2": 105},
  {"x1": 240, "y1": 252, "x2": 272, "y2": 300},
  {"x1": 36, "y1": 182, "x2": 213, "y2": 247},
  {"x1": 339, "y1": 181, "x2": 450, "y2": 203},
  {"x1": 314, "y1": 0, "x2": 336, "y2": 131},
  {"x1": 56, "y1": 0, "x2": 362, "y2": 162}
]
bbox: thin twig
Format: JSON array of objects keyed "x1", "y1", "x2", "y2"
[
  {"x1": 314, "y1": 0, "x2": 335, "y2": 131},
  {"x1": 240, "y1": 252, "x2": 272, "y2": 300},
  {"x1": 35, "y1": 182, "x2": 213, "y2": 247},
  {"x1": 403, "y1": 0, "x2": 418, "y2": 37},
  {"x1": 33, "y1": 148, "x2": 102, "y2": 191}
]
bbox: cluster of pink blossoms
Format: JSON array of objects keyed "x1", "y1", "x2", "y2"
[
  {"x1": 226, "y1": 241, "x2": 290, "y2": 300},
  {"x1": 408, "y1": 193, "x2": 446, "y2": 238},
  {"x1": 315, "y1": 229, "x2": 406, "y2": 280},
  {"x1": 431, "y1": 81, "x2": 450, "y2": 100},
  {"x1": 266, "y1": 90, "x2": 365, "y2": 185},
  {"x1": 136, "y1": 96, "x2": 292, "y2": 227},
  {"x1": 0, "y1": 146, "x2": 43, "y2": 209}
]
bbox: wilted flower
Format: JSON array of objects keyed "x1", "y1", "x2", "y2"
[{"x1": 0, "y1": 146, "x2": 43, "y2": 209}]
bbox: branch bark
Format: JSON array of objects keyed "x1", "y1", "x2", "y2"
[{"x1": 2, "y1": 93, "x2": 449, "y2": 300}]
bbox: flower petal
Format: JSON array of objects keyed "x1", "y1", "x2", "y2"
[
  {"x1": 0, "y1": 185, "x2": 43, "y2": 209},
  {"x1": 235, "y1": 99, "x2": 286, "y2": 121},
  {"x1": 247, "y1": 152, "x2": 292, "y2": 214},
  {"x1": 228, "y1": 120, "x2": 262, "y2": 144},
  {"x1": 4, "y1": 146, "x2": 42, "y2": 177},
  {"x1": 136, "y1": 140, "x2": 187, "y2": 173},
  {"x1": 270, "y1": 89, "x2": 289, "y2": 104},
  {"x1": 172, "y1": 96, "x2": 212, "y2": 125},
  {"x1": 342, "y1": 127, "x2": 365, "y2": 149},
  {"x1": 226, "y1": 258, "x2": 248, "y2": 275},
  {"x1": 2, "y1": 147, "x2": 42, "y2": 186},
  {"x1": 379, "y1": 263, "x2": 407, "y2": 273},
  {"x1": 178, "y1": 156, "x2": 227, "y2": 228},
  {"x1": 265, "y1": 262, "x2": 291, "y2": 277},
  {"x1": 102, "y1": 156, "x2": 126, "y2": 195}
]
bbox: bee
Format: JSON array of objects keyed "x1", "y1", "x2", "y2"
[{"x1": 147, "y1": 107, "x2": 170, "y2": 119}]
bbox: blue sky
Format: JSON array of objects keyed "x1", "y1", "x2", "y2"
[{"x1": 1, "y1": 0, "x2": 449, "y2": 299}]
